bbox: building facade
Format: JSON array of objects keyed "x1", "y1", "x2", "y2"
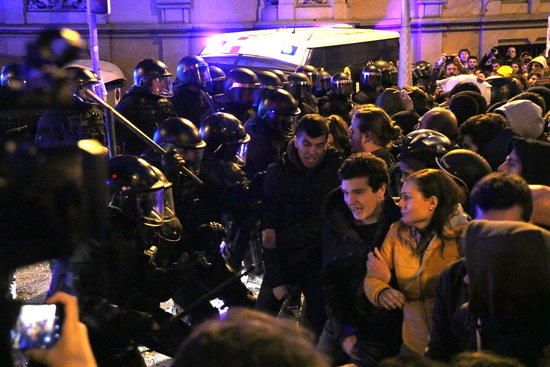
[{"x1": 0, "y1": 0, "x2": 547, "y2": 85}]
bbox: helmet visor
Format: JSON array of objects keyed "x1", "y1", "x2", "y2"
[
  {"x1": 236, "y1": 143, "x2": 248, "y2": 166},
  {"x1": 150, "y1": 76, "x2": 174, "y2": 97},
  {"x1": 136, "y1": 189, "x2": 165, "y2": 226},
  {"x1": 332, "y1": 80, "x2": 354, "y2": 96},
  {"x1": 183, "y1": 64, "x2": 212, "y2": 87},
  {"x1": 163, "y1": 186, "x2": 176, "y2": 221},
  {"x1": 74, "y1": 82, "x2": 100, "y2": 104},
  {"x1": 174, "y1": 148, "x2": 204, "y2": 174}
]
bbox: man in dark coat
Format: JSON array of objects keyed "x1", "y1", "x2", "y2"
[
  {"x1": 257, "y1": 114, "x2": 343, "y2": 335},
  {"x1": 318, "y1": 153, "x2": 402, "y2": 366}
]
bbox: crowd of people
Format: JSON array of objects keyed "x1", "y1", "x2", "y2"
[{"x1": 1, "y1": 40, "x2": 549, "y2": 367}]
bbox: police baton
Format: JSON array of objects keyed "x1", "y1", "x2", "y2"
[
  {"x1": 168, "y1": 266, "x2": 255, "y2": 326},
  {"x1": 84, "y1": 89, "x2": 203, "y2": 185}
]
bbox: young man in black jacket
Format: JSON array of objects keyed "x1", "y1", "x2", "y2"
[
  {"x1": 317, "y1": 153, "x2": 402, "y2": 366},
  {"x1": 257, "y1": 114, "x2": 343, "y2": 335}
]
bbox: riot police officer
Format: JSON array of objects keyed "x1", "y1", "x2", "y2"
[
  {"x1": 245, "y1": 88, "x2": 300, "y2": 179},
  {"x1": 321, "y1": 72, "x2": 354, "y2": 122},
  {"x1": 115, "y1": 58, "x2": 177, "y2": 154},
  {"x1": 222, "y1": 68, "x2": 259, "y2": 122},
  {"x1": 286, "y1": 72, "x2": 318, "y2": 115},
  {"x1": 171, "y1": 55, "x2": 215, "y2": 126},
  {"x1": 35, "y1": 66, "x2": 105, "y2": 147},
  {"x1": 353, "y1": 61, "x2": 384, "y2": 105},
  {"x1": 205, "y1": 65, "x2": 226, "y2": 107},
  {"x1": 252, "y1": 70, "x2": 283, "y2": 110}
]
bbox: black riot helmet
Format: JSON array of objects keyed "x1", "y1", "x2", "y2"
[
  {"x1": 372, "y1": 60, "x2": 393, "y2": 88},
  {"x1": 64, "y1": 66, "x2": 100, "y2": 105},
  {"x1": 397, "y1": 129, "x2": 454, "y2": 170},
  {"x1": 0, "y1": 63, "x2": 26, "y2": 90},
  {"x1": 200, "y1": 112, "x2": 250, "y2": 162},
  {"x1": 154, "y1": 117, "x2": 206, "y2": 173},
  {"x1": 176, "y1": 55, "x2": 211, "y2": 88},
  {"x1": 223, "y1": 68, "x2": 259, "y2": 105},
  {"x1": 387, "y1": 62, "x2": 398, "y2": 86},
  {"x1": 331, "y1": 72, "x2": 354, "y2": 96},
  {"x1": 412, "y1": 61, "x2": 431, "y2": 80},
  {"x1": 133, "y1": 58, "x2": 173, "y2": 97},
  {"x1": 436, "y1": 149, "x2": 492, "y2": 194},
  {"x1": 295, "y1": 64, "x2": 319, "y2": 85},
  {"x1": 107, "y1": 155, "x2": 175, "y2": 227},
  {"x1": 253, "y1": 70, "x2": 283, "y2": 108},
  {"x1": 361, "y1": 62, "x2": 382, "y2": 89},
  {"x1": 257, "y1": 88, "x2": 301, "y2": 139},
  {"x1": 287, "y1": 72, "x2": 312, "y2": 100},
  {"x1": 270, "y1": 69, "x2": 289, "y2": 88},
  {"x1": 313, "y1": 69, "x2": 331, "y2": 97},
  {"x1": 205, "y1": 65, "x2": 226, "y2": 96}
]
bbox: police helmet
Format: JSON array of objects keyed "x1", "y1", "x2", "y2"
[
  {"x1": 64, "y1": 66, "x2": 100, "y2": 104},
  {"x1": 270, "y1": 69, "x2": 289, "y2": 88},
  {"x1": 295, "y1": 64, "x2": 319, "y2": 85},
  {"x1": 361, "y1": 63, "x2": 382, "y2": 89},
  {"x1": 133, "y1": 58, "x2": 173, "y2": 97},
  {"x1": 287, "y1": 72, "x2": 312, "y2": 100},
  {"x1": 253, "y1": 70, "x2": 283, "y2": 108},
  {"x1": 224, "y1": 68, "x2": 259, "y2": 105},
  {"x1": 313, "y1": 69, "x2": 331, "y2": 97},
  {"x1": 176, "y1": 55, "x2": 211, "y2": 88},
  {"x1": 205, "y1": 65, "x2": 226, "y2": 96},
  {"x1": 330, "y1": 72, "x2": 354, "y2": 96},
  {"x1": 107, "y1": 155, "x2": 174, "y2": 227},
  {"x1": 257, "y1": 89, "x2": 301, "y2": 138}
]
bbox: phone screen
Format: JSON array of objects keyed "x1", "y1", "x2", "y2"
[{"x1": 10, "y1": 304, "x2": 62, "y2": 350}]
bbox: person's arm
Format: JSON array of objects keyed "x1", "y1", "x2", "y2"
[
  {"x1": 25, "y1": 292, "x2": 97, "y2": 367},
  {"x1": 364, "y1": 226, "x2": 405, "y2": 309}
]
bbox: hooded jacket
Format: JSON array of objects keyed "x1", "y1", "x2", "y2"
[
  {"x1": 321, "y1": 188, "x2": 402, "y2": 354},
  {"x1": 495, "y1": 100, "x2": 544, "y2": 139},
  {"x1": 364, "y1": 206, "x2": 468, "y2": 355}
]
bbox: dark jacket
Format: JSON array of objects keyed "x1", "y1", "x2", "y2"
[
  {"x1": 261, "y1": 142, "x2": 343, "y2": 283},
  {"x1": 427, "y1": 259, "x2": 475, "y2": 362},
  {"x1": 115, "y1": 86, "x2": 177, "y2": 155},
  {"x1": 170, "y1": 83, "x2": 214, "y2": 126},
  {"x1": 35, "y1": 104, "x2": 105, "y2": 147},
  {"x1": 321, "y1": 188, "x2": 402, "y2": 349}
]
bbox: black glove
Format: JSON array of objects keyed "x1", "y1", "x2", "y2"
[
  {"x1": 197, "y1": 222, "x2": 226, "y2": 250},
  {"x1": 161, "y1": 151, "x2": 187, "y2": 182}
]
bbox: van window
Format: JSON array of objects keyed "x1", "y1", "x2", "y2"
[{"x1": 309, "y1": 38, "x2": 399, "y2": 72}]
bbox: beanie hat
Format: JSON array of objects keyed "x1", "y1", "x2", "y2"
[
  {"x1": 449, "y1": 92, "x2": 481, "y2": 126},
  {"x1": 495, "y1": 100, "x2": 544, "y2": 139},
  {"x1": 528, "y1": 56, "x2": 548, "y2": 70},
  {"x1": 391, "y1": 110, "x2": 420, "y2": 135},
  {"x1": 375, "y1": 88, "x2": 414, "y2": 117}
]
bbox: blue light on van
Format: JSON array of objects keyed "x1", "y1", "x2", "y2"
[{"x1": 281, "y1": 45, "x2": 297, "y2": 56}]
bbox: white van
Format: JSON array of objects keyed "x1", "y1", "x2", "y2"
[{"x1": 199, "y1": 26, "x2": 400, "y2": 81}]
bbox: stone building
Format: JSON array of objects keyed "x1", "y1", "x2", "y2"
[{"x1": 0, "y1": 0, "x2": 547, "y2": 86}]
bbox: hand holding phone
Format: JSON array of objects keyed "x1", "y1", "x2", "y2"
[
  {"x1": 23, "y1": 292, "x2": 97, "y2": 367},
  {"x1": 11, "y1": 304, "x2": 63, "y2": 350}
]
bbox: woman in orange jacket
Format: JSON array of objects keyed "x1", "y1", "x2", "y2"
[{"x1": 364, "y1": 168, "x2": 468, "y2": 356}]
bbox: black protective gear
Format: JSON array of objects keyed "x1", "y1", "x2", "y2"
[
  {"x1": 223, "y1": 67, "x2": 259, "y2": 105},
  {"x1": 361, "y1": 63, "x2": 382, "y2": 89},
  {"x1": 0, "y1": 63, "x2": 26, "y2": 90},
  {"x1": 197, "y1": 221, "x2": 227, "y2": 252},
  {"x1": 436, "y1": 149, "x2": 492, "y2": 194},
  {"x1": 486, "y1": 77, "x2": 522, "y2": 105},
  {"x1": 287, "y1": 72, "x2": 312, "y2": 100},
  {"x1": 270, "y1": 69, "x2": 289, "y2": 88},
  {"x1": 330, "y1": 72, "x2": 354, "y2": 96},
  {"x1": 387, "y1": 62, "x2": 398, "y2": 86},
  {"x1": 200, "y1": 112, "x2": 250, "y2": 162},
  {"x1": 107, "y1": 155, "x2": 173, "y2": 227},
  {"x1": 295, "y1": 64, "x2": 319, "y2": 86},
  {"x1": 313, "y1": 69, "x2": 332, "y2": 98},
  {"x1": 372, "y1": 60, "x2": 394, "y2": 88},
  {"x1": 397, "y1": 129, "x2": 454, "y2": 170},
  {"x1": 176, "y1": 55, "x2": 211, "y2": 88},
  {"x1": 257, "y1": 88, "x2": 300, "y2": 138},
  {"x1": 253, "y1": 70, "x2": 283, "y2": 108},
  {"x1": 205, "y1": 65, "x2": 225, "y2": 96},
  {"x1": 412, "y1": 61, "x2": 431, "y2": 80},
  {"x1": 64, "y1": 66, "x2": 101, "y2": 105},
  {"x1": 133, "y1": 58, "x2": 173, "y2": 97},
  {"x1": 154, "y1": 117, "x2": 206, "y2": 150}
]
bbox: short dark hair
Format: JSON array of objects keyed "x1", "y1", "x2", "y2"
[
  {"x1": 459, "y1": 113, "x2": 507, "y2": 148},
  {"x1": 526, "y1": 86, "x2": 550, "y2": 114},
  {"x1": 338, "y1": 153, "x2": 389, "y2": 192},
  {"x1": 469, "y1": 172, "x2": 533, "y2": 221},
  {"x1": 352, "y1": 106, "x2": 401, "y2": 147},
  {"x1": 173, "y1": 308, "x2": 329, "y2": 367},
  {"x1": 296, "y1": 114, "x2": 329, "y2": 139},
  {"x1": 459, "y1": 48, "x2": 471, "y2": 56},
  {"x1": 467, "y1": 55, "x2": 478, "y2": 61}
]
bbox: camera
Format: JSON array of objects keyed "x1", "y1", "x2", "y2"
[
  {"x1": 445, "y1": 54, "x2": 458, "y2": 64},
  {"x1": 11, "y1": 304, "x2": 64, "y2": 350},
  {"x1": 490, "y1": 47, "x2": 499, "y2": 55}
]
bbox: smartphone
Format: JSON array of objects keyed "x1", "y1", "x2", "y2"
[{"x1": 10, "y1": 304, "x2": 63, "y2": 350}]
